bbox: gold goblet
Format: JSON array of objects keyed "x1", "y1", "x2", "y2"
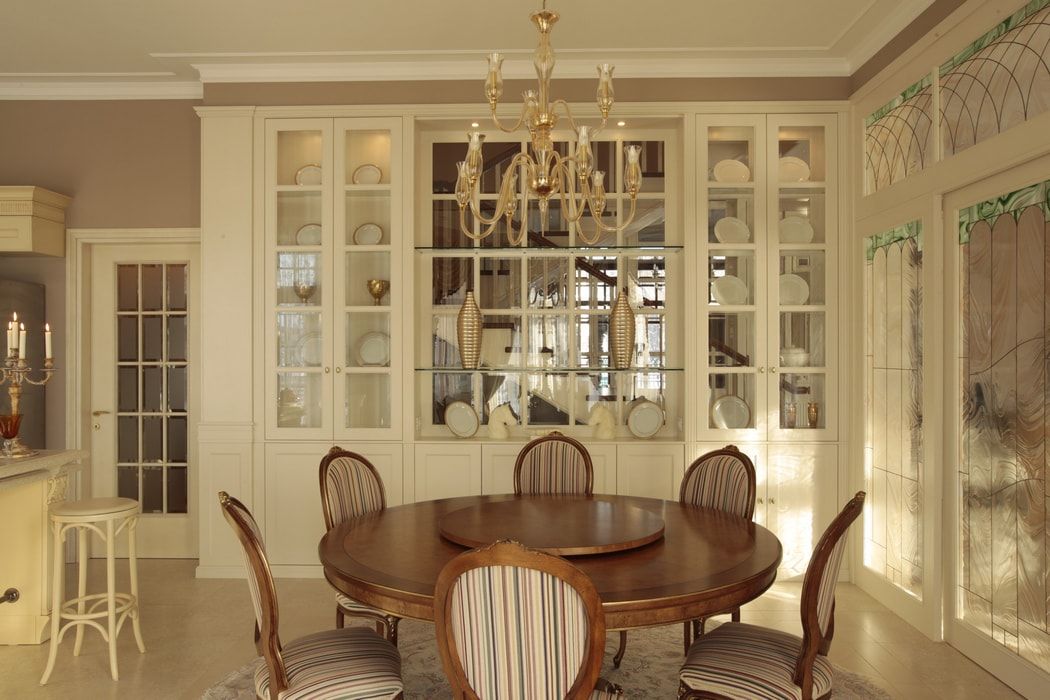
[
  {"x1": 366, "y1": 279, "x2": 390, "y2": 306},
  {"x1": 294, "y1": 282, "x2": 317, "y2": 303}
]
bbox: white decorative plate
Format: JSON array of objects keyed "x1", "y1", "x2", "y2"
[
  {"x1": 712, "y1": 395, "x2": 751, "y2": 429},
  {"x1": 445, "y1": 400, "x2": 479, "y2": 438},
  {"x1": 712, "y1": 159, "x2": 750, "y2": 183},
  {"x1": 778, "y1": 156, "x2": 811, "y2": 182},
  {"x1": 713, "y1": 216, "x2": 750, "y2": 244},
  {"x1": 294, "y1": 164, "x2": 322, "y2": 186},
  {"x1": 779, "y1": 216, "x2": 814, "y2": 244},
  {"x1": 355, "y1": 331, "x2": 390, "y2": 366},
  {"x1": 296, "y1": 332, "x2": 322, "y2": 367},
  {"x1": 352, "y1": 164, "x2": 382, "y2": 185},
  {"x1": 779, "y1": 273, "x2": 811, "y2": 305},
  {"x1": 352, "y1": 223, "x2": 384, "y2": 245},
  {"x1": 710, "y1": 275, "x2": 748, "y2": 305},
  {"x1": 295, "y1": 223, "x2": 322, "y2": 246},
  {"x1": 627, "y1": 399, "x2": 664, "y2": 438}
]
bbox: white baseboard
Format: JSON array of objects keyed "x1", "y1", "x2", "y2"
[{"x1": 195, "y1": 564, "x2": 246, "y2": 579}]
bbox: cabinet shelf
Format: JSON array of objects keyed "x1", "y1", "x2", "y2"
[
  {"x1": 415, "y1": 245, "x2": 682, "y2": 255},
  {"x1": 416, "y1": 366, "x2": 684, "y2": 373}
]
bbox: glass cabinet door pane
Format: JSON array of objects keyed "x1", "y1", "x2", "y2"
[
  {"x1": 277, "y1": 252, "x2": 322, "y2": 306},
  {"x1": 708, "y1": 251, "x2": 756, "y2": 306},
  {"x1": 709, "y1": 373, "x2": 757, "y2": 429},
  {"x1": 627, "y1": 256, "x2": 665, "y2": 308},
  {"x1": 345, "y1": 130, "x2": 391, "y2": 185},
  {"x1": 481, "y1": 314, "x2": 523, "y2": 367},
  {"x1": 346, "y1": 192, "x2": 391, "y2": 246},
  {"x1": 277, "y1": 130, "x2": 323, "y2": 186},
  {"x1": 709, "y1": 312, "x2": 756, "y2": 367},
  {"x1": 277, "y1": 312, "x2": 322, "y2": 367},
  {"x1": 709, "y1": 188, "x2": 754, "y2": 244},
  {"x1": 624, "y1": 198, "x2": 665, "y2": 245},
  {"x1": 635, "y1": 314, "x2": 667, "y2": 368},
  {"x1": 277, "y1": 192, "x2": 323, "y2": 246},
  {"x1": 432, "y1": 373, "x2": 473, "y2": 424},
  {"x1": 432, "y1": 257, "x2": 472, "y2": 305},
  {"x1": 778, "y1": 251, "x2": 826, "y2": 305},
  {"x1": 479, "y1": 258, "x2": 522, "y2": 309},
  {"x1": 707, "y1": 126, "x2": 755, "y2": 182},
  {"x1": 528, "y1": 258, "x2": 569, "y2": 309},
  {"x1": 346, "y1": 312, "x2": 390, "y2": 368},
  {"x1": 777, "y1": 126, "x2": 825, "y2": 182},
  {"x1": 345, "y1": 251, "x2": 391, "y2": 306},
  {"x1": 778, "y1": 190, "x2": 825, "y2": 244},
  {"x1": 432, "y1": 201, "x2": 472, "y2": 248},
  {"x1": 527, "y1": 373, "x2": 571, "y2": 426},
  {"x1": 344, "y1": 374, "x2": 391, "y2": 428},
  {"x1": 575, "y1": 372, "x2": 617, "y2": 423},
  {"x1": 482, "y1": 372, "x2": 522, "y2": 425},
  {"x1": 277, "y1": 372, "x2": 323, "y2": 428},
  {"x1": 431, "y1": 315, "x2": 461, "y2": 367},
  {"x1": 574, "y1": 256, "x2": 618, "y2": 309},
  {"x1": 527, "y1": 316, "x2": 569, "y2": 366},
  {"x1": 576, "y1": 314, "x2": 610, "y2": 368},
  {"x1": 779, "y1": 373, "x2": 826, "y2": 429},
  {"x1": 778, "y1": 311, "x2": 825, "y2": 367}
]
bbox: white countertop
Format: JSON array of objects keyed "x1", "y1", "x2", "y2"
[{"x1": 0, "y1": 449, "x2": 84, "y2": 489}]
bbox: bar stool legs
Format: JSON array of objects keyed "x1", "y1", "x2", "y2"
[
  {"x1": 40, "y1": 519, "x2": 65, "y2": 684},
  {"x1": 128, "y1": 517, "x2": 146, "y2": 654}
]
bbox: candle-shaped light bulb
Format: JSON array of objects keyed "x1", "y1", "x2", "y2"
[
  {"x1": 44, "y1": 323, "x2": 52, "y2": 359},
  {"x1": 590, "y1": 170, "x2": 607, "y2": 214},
  {"x1": 465, "y1": 131, "x2": 485, "y2": 182},
  {"x1": 596, "y1": 64, "x2": 615, "y2": 118},
  {"x1": 18, "y1": 323, "x2": 26, "y2": 359},
  {"x1": 454, "y1": 161, "x2": 472, "y2": 207},
  {"x1": 575, "y1": 125, "x2": 593, "y2": 178},
  {"x1": 624, "y1": 144, "x2": 643, "y2": 195},
  {"x1": 484, "y1": 52, "x2": 504, "y2": 106}
]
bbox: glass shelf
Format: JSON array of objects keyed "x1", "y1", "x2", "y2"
[
  {"x1": 416, "y1": 366, "x2": 684, "y2": 373},
  {"x1": 415, "y1": 245, "x2": 683, "y2": 254}
]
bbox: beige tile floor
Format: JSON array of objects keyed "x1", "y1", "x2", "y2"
[{"x1": 0, "y1": 559, "x2": 1020, "y2": 699}]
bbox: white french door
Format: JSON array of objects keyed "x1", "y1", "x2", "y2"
[{"x1": 89, "y1": 243, "x2": 200, "y2": 558}]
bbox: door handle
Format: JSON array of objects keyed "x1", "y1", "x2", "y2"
[{"x1": 91, "y1": 410, "x2": 111, "y2": 416}]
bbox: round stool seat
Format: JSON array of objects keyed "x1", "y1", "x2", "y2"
[{"x1": 50, "y1": 497, "x2": 139, "y2": 522}]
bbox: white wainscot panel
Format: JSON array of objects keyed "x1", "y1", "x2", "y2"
[
  {"x1": 616, "y1": 444, "x2": 684, "y2": 500},
  {"x1": 414, "y1": 443, "x2": 481, "y2": 501},
  {"x1": 197, "y1": 424, "x2": 254, "y2": 577},
  {"x1": 588, "y1": 443, "x2": 617, "y2": 495},
  {"x1": 263, "y1": 443, "x2": 330, "y2": 567},
  {"x1": 766, "y1": 443, "x2": 838, "y2": 579},
  {"x1": 481, "y1": 443, "x2": 523, "y2": 496}
]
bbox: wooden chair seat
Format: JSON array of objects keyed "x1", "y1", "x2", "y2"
[
  {"x1": 253, "y1": 626, "x2": 402, "y2": 700},
  {"x1": 679, "y1": 622, "x2": 833, "y2": 700}
]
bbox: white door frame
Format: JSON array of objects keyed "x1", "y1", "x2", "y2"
[{"x1": 65, "y1": 228, "x2": 201, "y2": 536}]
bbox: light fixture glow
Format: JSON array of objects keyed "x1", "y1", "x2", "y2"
[
  {"x1": 471, "y1": 122, "x2": 480, "y2": 128},
  {"x1": 617, "y1": 120, "x2": 626, "y2": 127}
]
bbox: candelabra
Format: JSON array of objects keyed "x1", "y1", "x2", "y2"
[{"x1": 0, "y1": 352, "x2": 54, "y2": 458}]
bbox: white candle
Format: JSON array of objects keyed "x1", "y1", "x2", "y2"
[
  {"x1": 18, "y1": 323, "x2": 26, "y2": 359},
  {"x1": 45, "y1": 323, "x2": 52, "y2": 359},
  {"x1": 10, "y1": 313, "x2": 18, "y2": 353},
  {"x1": 5, "y1": 322, "x2": 11, "y2": 357}
]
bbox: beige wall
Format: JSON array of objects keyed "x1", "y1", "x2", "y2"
[{"x1": 0, "y1": 100, "x2": 201, "y2": 229}]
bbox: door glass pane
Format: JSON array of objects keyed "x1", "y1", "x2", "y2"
[
  {"x1": 142, "y1": 465, "x2": 163, "y2": 513},
  {"x1": 167, "y1": 315, "x2": 187, "y2": 362},
  {"x1": 709, "y1": 372, "x2": 756, "y2": 430},
  {"x1": 623, "y1": 140, "x2": 665, "y2": 193},
  {"x1": 345, "y1": 129, "x2": 392, "y2": 185},
  {"x1": 167, "y1": 467, "x2": 188, "y2": 514},
  {"x1": 344, "y1": 373, "x2": 391, "y2": 428},
  {"x1": 779, "y1": 373, "x2": 826, "y2": 430},
  {"x1": 167, "y1": 367, "x2": 187, "y2": 412},
  {"x1": 707, "y1": 126, "x2": 755, "y2": 182},
  {"x1": 142, "y1": 315, "x2": 163, "y2": 362},
  {"x1": 277, "y1": 312, "x2": 322, "y2": 368},
  {"x1": 117, "y1": 265, "x2": 138, "y2": 311},
  {"x1": 166, "y1": 264, "x2": 187, "y2": 311},
  {"x1": 142, "y1": 367, "x2": 162, "y2": 412},
  {"x1": 276, "y1": 130, "x2": 323, "y2": 186},
  {"x1": 708, "y1": 251, "x2": 756, "y2": 306},
  {"x1": 432, "y1": 373, "x2": 472, "y2": 424},
  {"x1": 277, "y1": 372, "x2": 322, "y2": 428},
  {"x1": 779, "y1": 251, "x2": 826, "y2": 305},
  {"x1": 118, "y1": 367, "x2": 138, "y2": 412},
  {"x1": 118, "y1": 416, "x2": 138, "y2": 463},
  {"x1": 167, "y1": 416, "x2": 187, "y2": 463},
  {"x1": 481, "y1": 314, "x2": 522, "y2": 367},
  {"x1": 346, "y1": 312, "x2": 390, "y2": 368},
  {"x1": 482, "y1": 372, "x2": 522, "y2": 425},
  {"x1": 778, "y1": 126, "x2": 825, "y2": 182},
  {"x1": 118, "y1": 317, "x2": 138, "y2": 361},
  {"x1": 627, "y1": 256, "x2": 665, "y2": 308},
  {"x1": 277, "y1": 191, "x2": 323, "y2": 247},
  {"x1": 117, "y1": 466, "x2": 139, "y2": 500},
  {"x1": 709, "y1": 312, "x2": 755, "y2": 367},
  {"x1": 431, "y1": 315, "x2": 461, "y2": 367},
  {"x1": 345, "y1": 251, "x2": 391, "y2": 306},
  {"x1": 142, "y1": 416, "x2": 163, "y2": 462},
  {"x1": 527, "y1": 316, "x2": 569, "y2": 366},
  {"x1": 346, "y1": 192, "x2": 390, "y2": 246},
  {"x1": 277, "y1": 252, "x2": 322, "y2": 306},
  {"x1": 141, "y1": 264, "x2": 163, "y2": 311},
  {"x1": 709, "y1": 188, "x2": 754, "y2": 244},
  {"x1": 779, "y1": 190, "x2": 825, "y2": 244},
  {"x1": 779, "y1": 311, "x2": 826, "y2": 367}
]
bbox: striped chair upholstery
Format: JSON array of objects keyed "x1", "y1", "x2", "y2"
[
  {"x1": 514, "y1": 432, "x2": 594, "y2": 496},
  {"x1": 679, "y1": 446, "x2": 757, "y2": 519},
  {"x1": 435, "y1": 541, "x2": 622, "y2": 700},
  {"x1": 678, "y1": 492, "x2": 866, "y2": 700},
  {"x1": 219, "y1": 492, "x2": 404, "y2": 700},
  {"x1": 319, "y1": 448, "x2": 400, "y2": 644}
]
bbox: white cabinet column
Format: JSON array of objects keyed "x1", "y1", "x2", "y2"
[{"x1": 195, "y1": 107, "x2": 257, "y2": 578}]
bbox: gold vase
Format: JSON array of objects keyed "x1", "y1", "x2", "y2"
[
  {"x1": 609, "y1": 286, "x2": 635, "y2": 370},
  {"x1": 807, "y1": 401, "x2": 820, "y2": 429},
  {"x1": 457, "y1": 290, "x2": 483, "y2": 369}
]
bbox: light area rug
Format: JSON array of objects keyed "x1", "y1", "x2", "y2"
[{"x1": 202, "y1": 619, "x2": 892, "y2": 699}]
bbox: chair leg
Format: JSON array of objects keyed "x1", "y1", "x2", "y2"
[
  {"x1": 73, "y1": 527, "x2": 88, "y2": 656},
  {"x1": 336, "y1": 607, "x2": 345, "y2": 629},
  {"x1": 127, "y1": 517, "x2": 146, "y2": 653},
  {"x1": 39, "y1": 521, "x2": 64, "y2": 685},
  {"x1": 731, "y1": 608, "x2": 741, "y2": 623},
  {"x1": 613, "y1": 630, "x2": 627, "y2": 668},
  {"x1": 682, "y1": 620, "x2": 692, "y2": 655},
  {"x1": 105, "y1": 519, "x2": 119, "y2": 681}
]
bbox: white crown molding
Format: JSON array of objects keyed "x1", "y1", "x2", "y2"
[
  {"x1": 842, "y1": 0, "x2": 935, "y2": 72},
  {"x1": 0, "y1": 81, "x2": 202, "y2": 100},
  {"x1": 192, "y1": 55, "x2": 851, "y2": 83}
]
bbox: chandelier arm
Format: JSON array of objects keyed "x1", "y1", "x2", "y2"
[
  {"x1": 458, "y1": 152, "x2": 535, "y2": 238},
  {"x1": 552, "y1": 158, "x2": 587, "y2": 225},
  {"x1": 585, "y1": 193, "x2": 638, "y2": 235},
  {"x1": 488, "y1": 101, "x2": 531, "y2": 134}
]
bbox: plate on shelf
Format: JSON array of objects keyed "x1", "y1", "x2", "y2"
[
  {"x1": 295, "y1": 164, "x2": 322, "y2": 186},
  {"x1": 713, "y1": 216, "x2": 750, "y2": 244},
  {"x1": 627, "y1": 398, "x2": 664, "y2": 438},
  {"x1": 711, "y1": 395, "x2": 751, "y2": 429},
  {"x1": 353, "y1": 222, "x2": 384, "y2": 245},
  {"x1": 778, "y1": 156, "x2": 811, "y2": 182},
  {"x1": 352, "y1": 164, "x2": 382, "y2": 185},
  {"x1": 355, "y1": 331, "x2": 390, "y2": 366},
  {"x1": 296, "y1": 332, "x2": 322, "y2": 367},
  {"x1": 445, "y1": 400, "x2": 479, "y2": 438},
  {"x1": 779, "y1": 273, "x2": 811, "y2": 305},
  {"x1": 779, "y1": 215, "x2": 814, "y2": 243},
  {"x1": 295, "y1": 223, "x2": 322, "y2": 246},
  {"x1": 712, "y1": 159, "x2": 750, "y2": 183},
  {"x1": 710, "y1": 275, "x2": 748, "y2": 305}
]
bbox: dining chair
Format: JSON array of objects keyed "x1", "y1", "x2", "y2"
[
  {"x1": 434, "y1": 540, "x2": 623, "y2": 699},
  {"x1": 612, "y1": 444, "x2": 757, "y2": 667},
  {"x1": 219, "y1": 491, "x2": 404, "y2": 700},
  {"x1": 677, "y1": 491, "x2": 866, "y2": 700},
  {"x1": 319, "y1": 446, "x2": 401, "y2": 644},
  {"x1": 513, "y1": 431, "x2": 594, "y2": 495}
]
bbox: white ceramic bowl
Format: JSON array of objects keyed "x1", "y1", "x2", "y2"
[{"x1": 779, "y1": 347, "x2": 811, "y2": 367}]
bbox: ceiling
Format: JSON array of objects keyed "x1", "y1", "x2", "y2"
[{"x1": 0, "y1": 0, "x2": 933, "y2": 97}]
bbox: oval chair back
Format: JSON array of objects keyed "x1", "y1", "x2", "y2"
[
  {"x1": 513, "y1": 431, "x2": 594, "y2": 496},
  {"x1": 218, "y1": 491, "x2": 289, "y2": 696},
  {"x1": 794, "y1": 491, "x2": 866, "y2": 698},
  {"x1": 679, "y1": 444, "x2": 757, "y2": 519},
  {"x1": 318, "y1": 447, "x2": 387, "y2": 531},
  {"x1": 434, "y1": 540, "x2": 606, "y2": 700}
]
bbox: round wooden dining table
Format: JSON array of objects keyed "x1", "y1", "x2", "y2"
[{"x1": 319, "y1": 494, "x2": 782, "y2": 630}]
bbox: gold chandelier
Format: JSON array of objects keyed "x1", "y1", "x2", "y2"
[{"x1": 455, "y1": 1, "x2": 642, "y2": 245}]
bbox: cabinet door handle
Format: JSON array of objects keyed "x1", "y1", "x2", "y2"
[
  {"x1": 757, "y1": 497, "x2": 765, "y2": 504},
  {"x1": 324, "y1": 366, "x2": 331, "y2": 374},
  {"x1": 770, "y1": 367, "x2": 778, "y2": 373},
  {"x1": 769, "y1": 497, "x2": 776, "y2": 505},
  {"x1": 758, "y1": 367, "x2": 765, "y2": 373},
  {"x1": 335, "y1": 367, "x2": 342, "y2": 374},
  {"x1": 91, "y1": 410, "x2": 111, "y2": 416}
]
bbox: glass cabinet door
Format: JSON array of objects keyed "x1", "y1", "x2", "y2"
[
  {"x1": 267, "y1": 119, "x2": 334, "y2": 438},
  {"x1": 699, "y1": 116, "x2": 768, "y2": 439},
  {"x1": 767, "y1": 115, "x2": 837, "y2": 440}
]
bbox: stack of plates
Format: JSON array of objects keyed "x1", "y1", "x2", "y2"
[
  {"x1": 711, "y1": 276, "x2": 748, "y2": 305},
  {"x1": 713, "y1": 217, "x2": 750, "y2": 244},
  {"x1": 779, "y1": 216, "x2": 814, "y2": 243},
  {"x1": 779, "y1": 274, "x2": 811, "y2": 305},
  {"x1": 712, "y1": 160, "x2": 750, "y2": 183},
  {"x1": 779, "y1": 157, "x2": 811, "y2": 182}
]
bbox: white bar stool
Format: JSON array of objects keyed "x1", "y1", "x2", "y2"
[{"x1": 40, "y1": 497, "x2": 146, "y2": 684}]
